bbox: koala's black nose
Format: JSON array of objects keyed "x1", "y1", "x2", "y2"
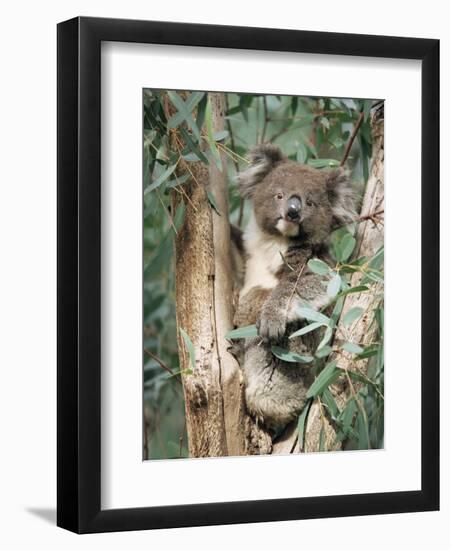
[{"x1": 286, "y1": 196, "x2": 302, "y2": 221}]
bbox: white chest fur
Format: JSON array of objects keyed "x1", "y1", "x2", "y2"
[{"x1": 240, "y1": 212, "x2": 288, "y2": 297}]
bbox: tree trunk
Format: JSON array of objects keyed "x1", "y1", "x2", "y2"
[
  {"x1": 274, "y1": 105, "x2": 385, "y2": 454},
  {"x1": 168, "y1": 92, "x2": 270, "y2": 457}
]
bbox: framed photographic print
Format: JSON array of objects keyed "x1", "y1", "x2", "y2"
[{"x1": 57, "y1": 17, "x2": 439, "y2": 533}]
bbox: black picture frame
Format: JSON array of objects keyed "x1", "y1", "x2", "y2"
[{"x1": 57, "y1": 16, "x2": 439, "y2": 534}]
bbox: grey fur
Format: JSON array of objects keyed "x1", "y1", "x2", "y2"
[{"x1": 234, "y1": 144, "x2": 356, "y2": 432}]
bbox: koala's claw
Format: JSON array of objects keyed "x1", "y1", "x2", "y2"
[{"x1": 257, "y1": 314, "x2": 286, "y2": 342}]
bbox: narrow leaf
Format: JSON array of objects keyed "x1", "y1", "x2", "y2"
[
  {"x1": 307, "y1": 158, "x2": 340, "y2": 168},
  {"x1": 337, "y1": 285, "x2": 369, "y2": 298},
  {"x1": 297, "y1": 399, "x2": 312, "y2": 451},
  {"x1": 213, "y1": 130, "x2": 229, "y2": 142},
  {"x1": 226, "y1": 325, "x2": 258, "y2": 339},
  {"x1": 144, "y1": 163, "x2": 177, "y2": 195},
  {"x1": 343, "y1": 306, "x2": 364, "y2": 326},
  {"x1": 317, "y1": 326, "x2": 333, "y2": 350},
  {"x1": 315, "y1": 345, "x2": 332, "y2": 358},
  {"x1": 179, "y1": 127, "x2": 209, "y2": 164},
  {"x1": 179, "y1": 327, "x2": 196, "y2": 370},
  {"x1": 289, "y1": 322, "x2": 323, "y2": 339},
  {"x1": 321, "y1": 388, "x2": 340, "y2": 419},
  {"x1": 297, "y1": 307, "x2": 330, "y2": 325},
  {"x1": 306, "y1": 361, "x2": 340, "y2": 398},
  {"x1": 342, "y1": 341, "x2": 364, "y2": 354},
  {"x1": 271, "y1": 346, "x2": 314, "y2": 364},
  {"x1": 339, "y1": 233, "x2": 356, "y2": 262}
]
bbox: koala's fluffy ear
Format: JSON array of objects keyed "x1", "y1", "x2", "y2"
[
  {"x1": 236, "y1": 143, "x2": 284, "y2": 198},
  {"x1": 326, "y1": 168, "x2": 356, "y2": 225}
]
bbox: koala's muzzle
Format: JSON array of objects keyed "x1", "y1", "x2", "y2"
[{"x1": 286, "y1": 195, "x2": 302, "y2": 221}]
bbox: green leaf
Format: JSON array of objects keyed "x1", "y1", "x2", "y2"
[
  {"x1": 271, "y1": 346, "x2": 314, "y2": 364},
  {"x1": 317, "y1": 325, "x2": 333, "y2": 350},
  {"x1": 354, "y1": 344, "x2": 380, "y2": 360},
  {"x1": 297, "y1": 307, "x2": 330, "y2": 325},
  {"x1": 213, "y1": 130, "x2": 229, "y2": 142},
  {"x1": 319, "y1": 427, "x2": 326, "y2": 451},
  {"x1": 327, "y1": 273, "x2": 342, "y2": 298},
  {"x1": 315, "y1": 345, "x2": 332, "y2": 358},
  {"x1": 363, "y1": 99, "x2": 372, "y2": 122},
  {"x1": 206, "y1": 190, "x2": 221, "y2": 216},
  {"x1": 369, "y1": 245, "x2": 384, "y2": 271},
  {"x1": 225, "y1": 325, "x2": 258, "y2": 339},
  {"x1": 306, "y1": 361, "x2": 340, "y2": 398},
  {"x1": 144, "y1": 163, "x2": 178, "y2": 195},
  {"x1": 289, "y1": 322, "x2": 323, "y2": 339},
  {"x1": 337, "y1": 285, "x2": 369, "y2": 298},
  {"x1": 307, "y1": 158, "x2": 340, "y2": 168},
  {"x1": 296, "y1": 142, "x2": 307, "y2": 164},
  {"x1": 342, "y1": 341, "x2": 364, "y2": 354},
  {"x1": 195, "y1": 93, "x2": 208, "y2": 132},
  {"x1": 173, "y1": 201, "x2": 186, "y2": 231},
  {"x1": 346, "y1": 369, "x2": 380, "y2": 392},
  {"x1": 179, "y1": 327, "x2": 196, "y2": 370},
  {"x1": 341, "y1": 398, "x2": 357, "y2": 436},
  {"x1": 164, "y1": 172, "x2": 190, "y2": 191},
  {"x1": 339, "y1": 233, "x2": 356, "y2": 262},
  {"x1": 343, "y1": 306, "x2": 364, "y2": 326},
  {"x1": 357, "y1": 410, "x2": 370, "y2": 450},
  {"x1": 297, "y1": 399, "x2": 312, "y2": 451},
  {"x1": 308, "y1": 258, "x2": 330, "y2": 275},
  {"x1": 330, "y1": 296, "x2": 344, "y2": 326},
  {"x1": 167, "y1": 91, "x2": 204, "y2": 139},
  {"x1": 179, "y1": 127, "x2": 209, "y2": 164},
  {"x1": 321, "y1": 388, "x2": 340, "y2": 419},
  {"x1": 182, "y1": 152, "x2": 203, "y2": 162}
]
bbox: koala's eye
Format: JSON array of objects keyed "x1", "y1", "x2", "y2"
[{"x1": 276, "y1": 192, "x2": 284, "y2": 200}]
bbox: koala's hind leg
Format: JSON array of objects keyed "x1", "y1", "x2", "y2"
[{"x1": 242, "y1": 337, "x2": 312, "y2": 431}]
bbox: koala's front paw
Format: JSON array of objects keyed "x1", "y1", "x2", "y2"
[{"x1": 257, "y1": 310, "x2": 286, "y2": 341}]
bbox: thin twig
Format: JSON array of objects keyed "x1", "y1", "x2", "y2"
[
  {"x1": 261, "y1": 96, "x2": 269, "y2": 143},
  {"x1": 144, "y1": 348, "x2": 177, "y2": 377},
  {"x1": 332, "y1": 209, "x2": 384, "y2": 231},
  {"x1": 340, "y1": 110, "x2": 364, "y2": 167}
]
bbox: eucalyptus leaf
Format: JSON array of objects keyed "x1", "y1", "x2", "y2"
[
  {"x1": 339, "y1": 233, "x2": 356, "y2": 262},
  {"x1": 327, "y1": 273, "x2": 342, "y2": 298},
  {"x1": 144, "y1": 163, "x2": 178, "y2": 195},
  {"x1": 289, "y1": 322, "x2": 323, "y2": 339},
  {"x1": 342, "y1": 341, "x2": 364, "y2": 354},
  {"x1": 308, "y1": 258, "x2": 330, "y2": 276},
  {"x1": 297, "y1": 307, "x2": 330, "y2": 325},
  {"x1": 226, "y1": 325, "x2": 258, "y2": 339},
  {"x1": 271, "y1": 346, "x2": 314, "y2": 364},
  {"x1": 179, "y1": 327, "x2": 196, "y2": 370},
  {"x1": 297, "y1": 399, "x2": 312, "y2": 451},
  {"x1": 307, "y1": 158, "x2": 340, "y2": 168},
  {"x1": 306, "y1": 361, "x2": 340, "y2": 398},
  {"x1": 343, "y1": 306, "x2": 364, "y2": 326},
  {"x1": 315, "y1": 345, "x2": 332, "y2": 358}
]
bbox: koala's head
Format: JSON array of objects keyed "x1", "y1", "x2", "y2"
[{"x1": 237, "y1": 143, "x2": 356, "y2": 245}]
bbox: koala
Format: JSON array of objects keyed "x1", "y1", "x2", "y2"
[{"x1": 233, "y1": 143, "x2": 356, "y2": 433}]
